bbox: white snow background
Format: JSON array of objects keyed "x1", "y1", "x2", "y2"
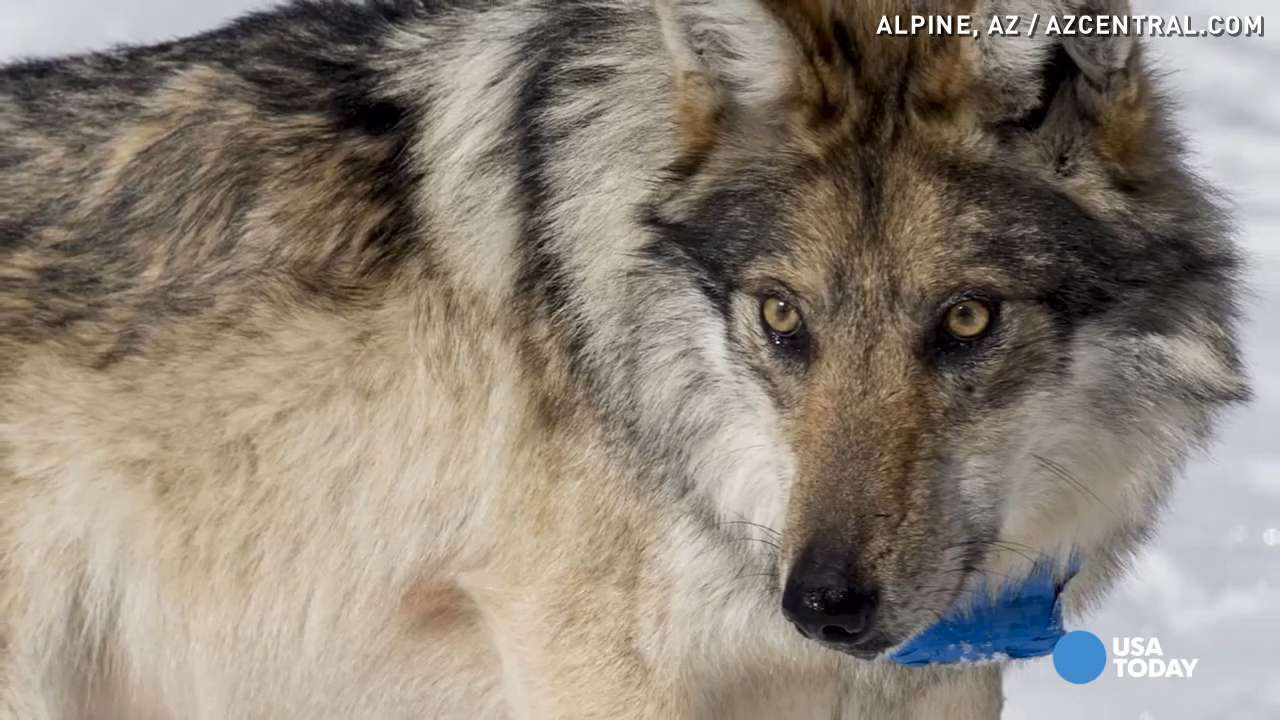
[{"x1": 1, "y1": 1, "x2": 1275, "y2": 717}]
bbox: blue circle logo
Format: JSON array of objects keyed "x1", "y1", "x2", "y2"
[{"x1": 1053, "y1": 631, "x2": 1107, "y2": 684}]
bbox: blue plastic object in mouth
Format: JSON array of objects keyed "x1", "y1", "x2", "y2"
[{"x1": 889, "y1": 562, "x2": 1075, "y2": 667}]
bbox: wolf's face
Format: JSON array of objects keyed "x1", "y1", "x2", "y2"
[{"x1": 604, "y1": 0, "x2": 1248, "y2": 657}]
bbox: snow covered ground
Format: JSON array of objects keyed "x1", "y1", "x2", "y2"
[{"x1": 1, "y1": 1, "x2": 1275, "y2": 717}]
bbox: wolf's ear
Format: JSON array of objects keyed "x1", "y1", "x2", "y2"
[
  {"x1": 982, "y1": 0, "x2": 1153, "y2": 175},
  {"x1": 656, "y1": 0, "x2": 801, "y2": 134},
  {"x1": 1060, "y1": 19, "x2": 1137, "y2": 91}
]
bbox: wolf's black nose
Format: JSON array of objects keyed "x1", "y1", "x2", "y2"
[{"x1": 782, "y1": 553, "x2": 879, "y2": 650}]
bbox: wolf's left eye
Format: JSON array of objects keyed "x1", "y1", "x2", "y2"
[
  {"x1": 762, "y1": 296, "x2": 803, "y2": 337},
  {"x1": 943, "y1": 300, "x2": 993, "y2": 340}
]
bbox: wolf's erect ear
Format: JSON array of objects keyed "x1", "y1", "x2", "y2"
[
  {"x1": 979, "y1": 0, "x2": 1139, "y2": 119},
  {"x1": 981, "y1": 0, "x2": 1153, "y2": 174},
  {"x1": 1060, "y1": 18, "x2": 1137, "y2": 89},
  {"x1": 656, "y1": 0, "x2": 800, "y2": 129}
]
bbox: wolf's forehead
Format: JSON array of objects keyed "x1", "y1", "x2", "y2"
[{"x1": 775, "y1": 151, "x2": 1004, "y2": 301}]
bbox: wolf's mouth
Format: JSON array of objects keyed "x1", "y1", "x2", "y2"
[
  {"x1": 790, "y1": 619, "x2": 895, "y2": 660},
  {"x1": 820, "y1": 630, "x2": 896, "y2": 661}
]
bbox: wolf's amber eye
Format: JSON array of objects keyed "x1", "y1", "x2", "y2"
[
  {"x1": 944, "y1": 300, "x2": 992, "y2": 340},
  {"x1": 762, "y1": 296, "x2": 803, "y2": 336}
]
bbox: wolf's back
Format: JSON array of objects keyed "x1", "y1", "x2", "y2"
[{"x1": 0, "y1": 1, "x2": 442, "y2": 375}]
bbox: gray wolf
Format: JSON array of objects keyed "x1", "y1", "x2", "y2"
[{"x1": 0, "y1": 0, "x2": 1248, "y2": 717}]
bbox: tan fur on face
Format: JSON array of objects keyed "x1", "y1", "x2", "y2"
[{"x1": 749, "y1": 158, "x2": 979, "y2": 635}]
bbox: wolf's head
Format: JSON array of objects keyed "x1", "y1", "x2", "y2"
[{"x1": 528, "y1": 0, "x2": 1248, "y2": 658}]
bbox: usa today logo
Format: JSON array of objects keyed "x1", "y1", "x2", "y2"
[{"x1": 1052, "y1": 632, "x2": 1200, "y2": 684}]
